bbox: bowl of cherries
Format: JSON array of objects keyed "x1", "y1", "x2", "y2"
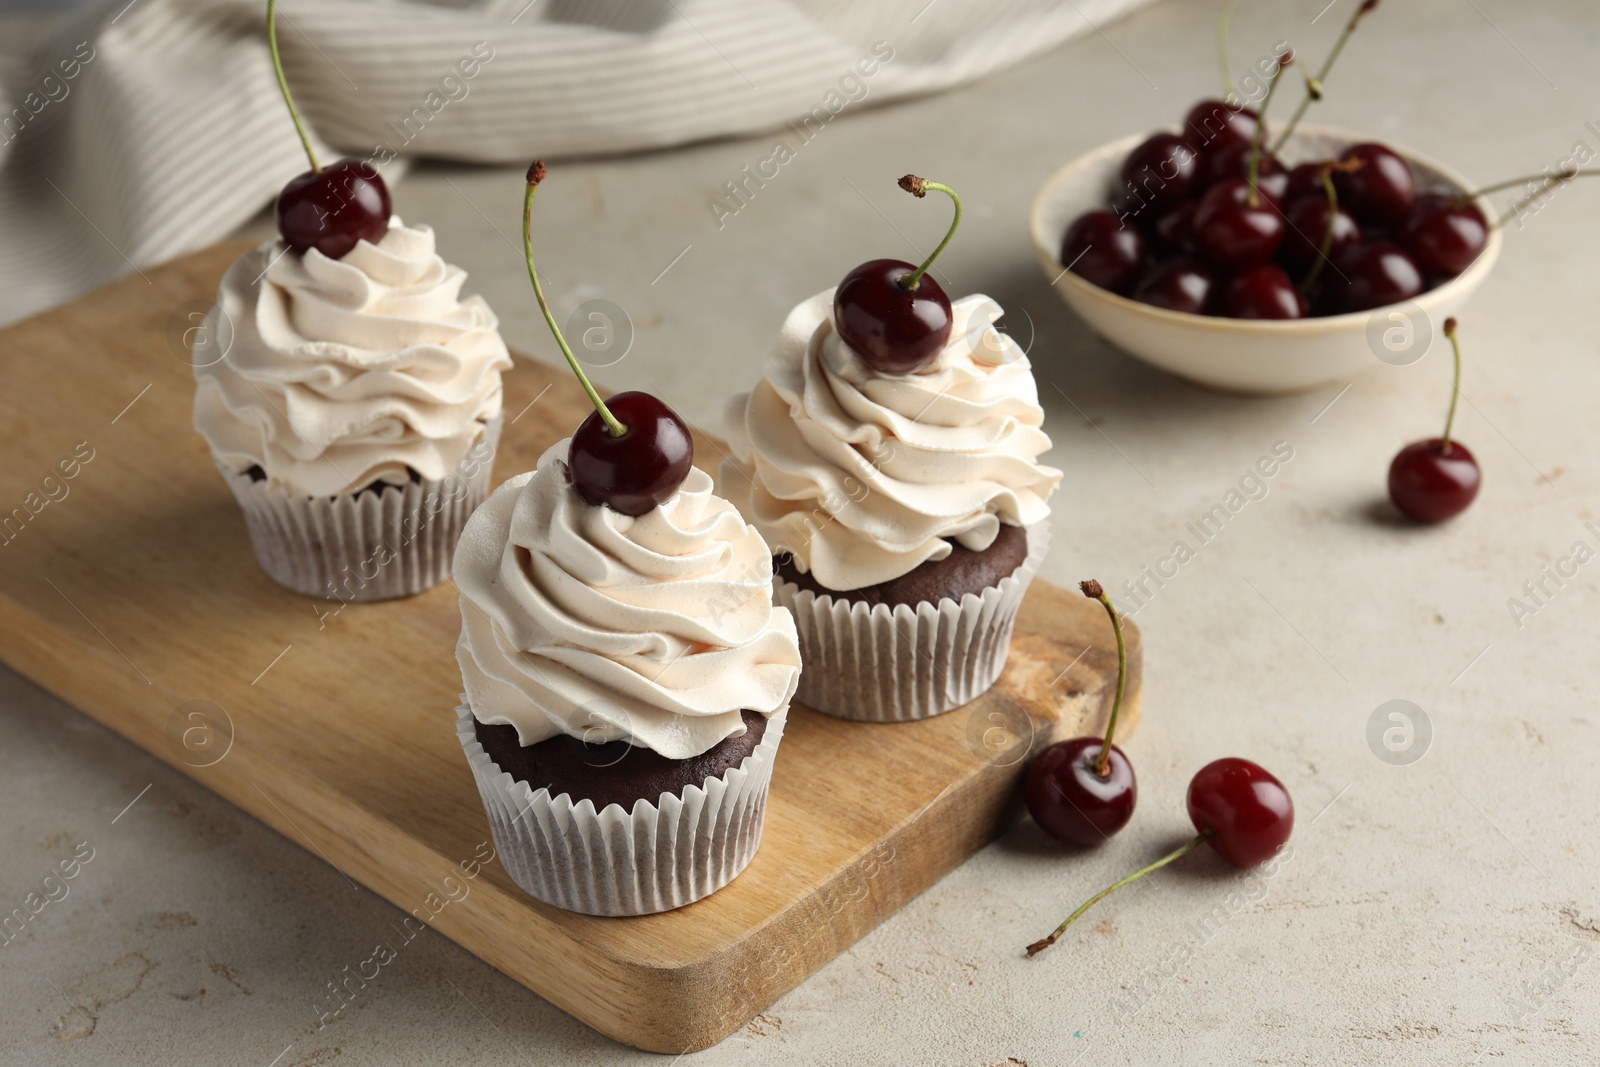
[
  {"x1": 1030, "y1": 115, "x2": 1501, "y2": 395},
  {"x1": 1027, "y1": 2, "x2": 1524, "y2": 396}
]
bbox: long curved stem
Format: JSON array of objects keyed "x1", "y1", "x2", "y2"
[
  {"x1": 1246, "y1": 53, "x2": 1290, "y2": 208},
  {"x1": 1270, "y1": 0, "x2": 1378, "y2": 154},
  {"x1": 897, "y1": 176, "x2": 961, "y2": 292},
  {"x1": 1216, "y1": 0, "x2": 1242, "y2": 102},
  {"x1": 1439, "y1": 318, "x2": 1462, "y2": 453},
  {"x1": 1080, "y1": 581, "x2": 1127, "y2": 779},
  {"x1": 1298, "y1": 167, "x2": 1341, "y2": 296},
  {"x1": 267, "y1": 0, "x2": 320, "y2": 174},
  {"x1": 523, "y1": 168, "x2": 624, "y2": 437},
  {"x1": 1026, "y1": 833, "x2": 1212, "y2": 957}
]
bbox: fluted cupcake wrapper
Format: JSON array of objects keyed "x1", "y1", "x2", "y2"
[
  {"x1": 216, "y1": 420, "x2": 501, "y2": 602},
  {"x1": 775, "y1": 521, "x2": 1050, "y2": 722},
  {"x1": 455, "y1": 700, "x2": 787, "y2": 917}
]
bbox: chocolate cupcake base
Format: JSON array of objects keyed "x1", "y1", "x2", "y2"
[
  {"x1": 217, "y1": 420, "x2": 500, "y2": 602},
  {"x1": 455, "y1": 699, "x2": 786, "y2": 916},
  {"x1": 775, "y1": 521, "x2": 1049, "y2": 722}
]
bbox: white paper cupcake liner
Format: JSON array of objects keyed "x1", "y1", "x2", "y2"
[
  {"x1": 775, "y1": 521, "x2": 1050, "y2": 722},
  {"x1": 455, "y1": 700, "x2": 787, "y2": 917},
  {"x1": 216, "y1": 420, "x2": 501, "y2": 602}
]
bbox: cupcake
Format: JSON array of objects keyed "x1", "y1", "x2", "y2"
[
  {"x1": 191, "y1": 3, "x2": 509, "y2": 601},
  {"x1": 192, "y1": 216, "x2": 511, "y2": 600},
  {"x1": 721, "y1": 175, "x2": 1060, "y2": 721},
  {"x1": 451, "y1": 161, "x2": 801, "y2": 916}
]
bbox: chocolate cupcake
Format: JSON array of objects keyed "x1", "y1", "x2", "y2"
[
  {"x1": 193, "y1": 218, "x2": 510, "y2": 600},
  {"x1": 453, "y1": 445, "x2": 800, "y2": 916},
  {"x1": 723, "y1": 290, "x2": 1060, "y2": 721}
]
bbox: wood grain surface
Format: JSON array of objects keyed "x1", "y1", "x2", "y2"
[{"x1": 0, "y1": 242, "x2": 1142, "y2": 1052}]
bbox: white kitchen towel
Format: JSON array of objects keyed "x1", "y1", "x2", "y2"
[{"x1": 0, "y1": 0, "x2": 1149, "y2": 326}]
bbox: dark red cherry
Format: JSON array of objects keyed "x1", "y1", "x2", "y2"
[
  {"x1": 1324, "y1": 241, "x2": 1423, "y2": 312},
  {"x1": 1061, "y1": 210, "x2": 1147, "y2": 294},
  {"x1": 1025, "y1": 738, "x2": 1136, "y2": 847},
  {"x1": 1388, "y1": 438, "x2": 1480, "y2": 523},
  {"x1": 1281, "y1": 195, "x2": 1361, "y2": 270},
  {"x1": 1401, "y1": 194, "x2": 1488, "y2": 278},
  {"x1": 568, "y1": 391, "x2": 694, "y2": 515},
  {"x1": 1334, "y1": 143, "x2": 1416, "y2": 227},
  {"x1": 1193, "y1": 179, "x2": 1283, "y2": 269},
  {"x1": 1184, "y1": 99, "x2": 1260, "y2": 154},
  {"x1": 276, "y1": 158, "x2": 391, "y2": 259},
  {"x1": 1118, "y1": 133, "x2": 1201, "y2": 213},
  {"x1": 1149, "y1": 200, "x2": 1197, "y2": 255},
  {"x1": 1186, "y1": 757, "x2": 1294, "y2": 868},
  {"x1": 833, "y1": 258, "x2": 953, "y2": 375},
  {"x1": 1221, "y1": 263, "x2": 1303, "y2": 319},
  {"x1": 1133, "y1": 258, "x2": 1214, "y2": 314},
  {"x1": 1201, "y1": 142, "x2": 1289, "y2": 203},
  {"x1": 1283, "y1": 161, "x2": 1328, "y2": 205}
]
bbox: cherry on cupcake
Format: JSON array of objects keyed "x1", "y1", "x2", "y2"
[
  {"x1": 1026, "y1": 757, "x2": 1293, "y2": 956},
  {"x1": 833, "y1": 175, "x2": 963, "y2": 376},
  {"x1": 522, "y1": 162, "x2": 692, "y2": 514},
  {"x1": 1025, "y1": 581, "x2": 1136, "y2": 847},
  {"x1": 1061, "y1": 210, "x2": 1147, "y2": 294},
  {"x1": 267, "y1": 0, "x2": 389, "y2": 258},
  {"x1": 1388, "y1": 316, "x2": 1480, "y2": 523}
]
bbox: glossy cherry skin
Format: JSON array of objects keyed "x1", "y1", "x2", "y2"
[
  {"x1": 1193, "y1": 179, "x2": 1283, "y2": 269},
  {"x1": 275, "y1": 158, "x2": 391, "y2": 259},
  {"x1": 1025, "y1": 738, "x2": 1137, "y2": 848},
  {"x1": 833, "y1": 259, "x2": 953, "y2": 375},
  {"x1": 568, "y1": 391, "x2": 694, "y2": 515},
  {"x1": 1187, "y1": 757, "x2": 1294, "y2": 868},
  {"x1": 1401, "y1": 194, "x2": 1488, "y2": 278},
  {"x1": 1388, "y1": 438, "x2": 1481, "y2": 523},
  {"x1": 1283, "y1": 161, "x2": 1328, "y2": 206},
  {"x1": 1133, "y1": 259, "x2": 1214, "y2": 315},
  {"x1": 1184, "y1": 99, "x2": 1259, "y2": 154},
  {"x1": 1119, "y1": 133, "x2": 1201, "y2": 213},
  {"x1": 1221, "y1": 263, "x2": 1303, "y2": 319},
  {"x1": 1325, "y1": 241, "x2": 1424, "y2": 313},
  {"x1": 1061, "y1": 210, "x2": 1147, "y2": 294},
  {"x1": 1149, "y1": 200, "x2": 1197, "y2": 255},
  {"x1": 1201, "y1": 142, "x2": 1289, "y2": 203},
  {"x1": 1334, "y1": 143, "x2": 1416, "y2": 227},
  {"x1": 1281, "y1": 195, "x2": 1361, "y2": 270}
]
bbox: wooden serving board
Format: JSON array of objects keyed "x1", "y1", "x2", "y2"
[{"x1": 0, "y1": 243, "x2": 1141, "y2": 1052}]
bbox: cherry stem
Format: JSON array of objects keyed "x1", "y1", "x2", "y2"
[
  {"x1": 1270, "y1": 0, "x2": 1378, "y2": 154},
  {"x1": 1440, "y1": 317, "x2": 1462, "y2": 453},
  {"x1": 1246, "y1": 52, "x2": 1290, "y2": 208},
  {"x1": 1025, "y1": 831, "x2": 1213, "y2": 958},
  {"x1": 1079, "y1": 580, "x2": 1126, "y2": 779},
  {"x1": 523, "y1": 165, "x2": 625, "y2": 438},
  {"x1": 897, "y1": 176, "x2": 961, "y2": 292},
  {"x1": 1467, "y1": 168, "x2": 1600, "y2": 229},
  {"x1": 1216, "y1": 0, "x2": 1242, "y2": 102},
  {"x1": 1298, "y1": 158, "x2": 1360, "y2": 296},
  {"x1": 266, "y1": 0, "x2": 321, "y2": 175}
]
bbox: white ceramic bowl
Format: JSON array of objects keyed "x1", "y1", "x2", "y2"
[{"x1": 1029, "y1": 126, "x2": 1502, "y2": 395}]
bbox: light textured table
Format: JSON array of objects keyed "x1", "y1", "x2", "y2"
[{"x1": 4, "y1": 1, "x2": 1599, "y2": 1064}]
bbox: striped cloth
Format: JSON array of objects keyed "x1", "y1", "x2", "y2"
[{"x1": 0, "y1": 0, "x2": 1147, "y2": 325}]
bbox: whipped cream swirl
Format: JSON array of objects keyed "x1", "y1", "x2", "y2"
[
  {"x1": 454, "y1": 444, "x2": 801, "y2": 761},
  {"x1": 194, "y1": 218, "x2": 511, "y2": 496},
  {"x1": 722, "y1": 289, "x2": 1061, "y2": 590}
]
